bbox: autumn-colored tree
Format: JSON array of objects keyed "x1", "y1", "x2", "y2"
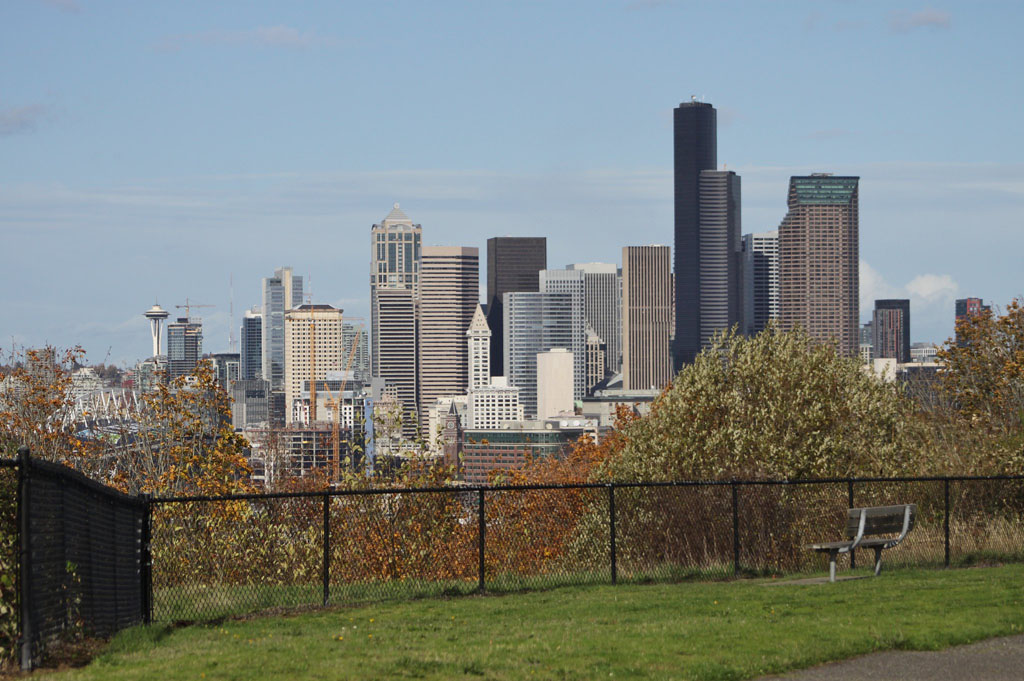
[
  {"x1": 937, "y1": 298, "x2": 1024, "y2": 429},
  {"x1": 121, "y1": 360, "x2": 254, "y2": 496},
  {"x1": 927, "y1": 298, "x2": 1024, "y2": 474},
  {"x1": 0, "y1": 346, "x2": 102, "y2": 471},
  {"x1": 603, "y1": 325, "x2": 920, "y2": 481}
]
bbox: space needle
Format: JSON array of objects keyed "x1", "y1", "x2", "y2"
[{"x1": 143, "y1": 303, "x2": 170, "y2": 358}]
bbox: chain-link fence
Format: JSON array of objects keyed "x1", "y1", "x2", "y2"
[
  {"x1": 150, "y1": 475, "x2": 1024, "y2": 623},
  {"x1": 7, "y1": 442, "x2": 1017, "y2": 671}
]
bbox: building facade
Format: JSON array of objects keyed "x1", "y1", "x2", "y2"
[
  {"x1": 778, "y1": 174, "x2": 860, "y2": 356},
  {"x1": 566, "y1": 262, "x2": 621, "y2": 374},
  {"x1": 539, "y1": 269, "x2": 587, "y2": 401},
  {"x1": 673, "y1": 99, "x2": 718, "y2": 368},
  {"x1": 283, "y1": 304, "x2": 345, "y2": 425},
  {"x1": 486, "y1": 237, "x2": 547, "y2": 377},
  {"x1": 418, "y1": 246, "x2": 479, "y2": 438},
  {"x1": 585, "y1": 325, "x2": 606, "y2": 393},
  {"x1": 261, "y1": 266, "x2": 303, "y2": 391},
  {"x1": 466, "y1": 376, "x2": 523, "y2": 429},
  {"x1": 698, "y1": 169, "x2": 742, "y2": 350},
  {"x1": 536, "y1": 348, "x2": 575, "y2": 419},
  {"x1": 166, "y1": 317, "x2": 202, "y2": 381},
  {"x1": 240, "y1": 307, "x2": 263, "y2": 380},
  {"x1": 622, "y1": 245, "x2": 673, "y2": 391},
  {"x1": 342, "y1": 322, "x2": 370, "y2": 384},
  {"x1": 873, "y1": 299, "x2": 911, "y2": 363},
  {"x1": 467, "y1": 304, "x2": 491, "y2": 391},
  {"x1": 503, "y1": 290, "x2": 581, "y2": 419},
  {"x1": 741, "y1": 230, "x2": 779, "y2": 336},
  {"x1": 370, "y1": 204, "x2": 422, "y2": 439}
]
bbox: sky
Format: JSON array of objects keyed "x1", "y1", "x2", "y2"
[{"x1": 2, "y1": 0, "x2": 1022, "y2": 367}]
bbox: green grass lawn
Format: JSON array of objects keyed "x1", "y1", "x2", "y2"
[{"x1": 41, "y1": 565, "x2": 1024, "y2": 681}]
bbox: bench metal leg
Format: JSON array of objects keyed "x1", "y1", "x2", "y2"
[
  {"x1": 829, "y1": 550, "x2": 838, "y2": 583},
  {"x1": 873, "y1": 547, "x2": 883, "y2": 576}
]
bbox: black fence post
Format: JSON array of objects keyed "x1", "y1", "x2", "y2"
[
  {"x1": 141, "y1": 495, "x2": 153, "y2": 625},
  {"x1": 731, "y1": 481, "x2": 740, "y2": 578},
  {"x1": 848, "y1": 479, "x2": 856, "y2": 570},
  {"x1": 944, "y1": 478, "x2": 951, "y2": 568},
  {"x1": 477, "y1": 489, "x2": 486, "y2": 593},
  {"x1": 608, "y1": 484, "x2": 617, "y2": 585},
  {"x1": 17, "y1": 446, "x2": 33, "y2": 671},
  {"x1": 322, "y1": 492, "x2": 331, "y2": 607}
]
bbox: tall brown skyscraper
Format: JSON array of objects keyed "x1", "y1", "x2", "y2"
[
  {"x1": 622, "y1": 245, "x2": 673, "y2": 390},
  {"x1": 778, "y1": 174, "x2": 860, "y2": 356},
  {"x1": 418, "y1": 246, "x2": 479, "y2": 439}
]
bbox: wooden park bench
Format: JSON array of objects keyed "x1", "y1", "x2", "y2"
[{"x1": 807, "y1": 504, "x2": 916, "y2": 582}]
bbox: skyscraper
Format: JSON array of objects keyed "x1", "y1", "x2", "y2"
[
  {"x1": 566, "y1": 262, "x2": 621, "y2": 374},
  {"x1": 166, "y1": 317, "x2": 202, "y2": 381},
  {"x1": 371, "y1": 204, "x2": 422, "y2": 439},
  {"x1": 698, "y1": 170, "x2": 742, "y2": 350},
  {"x1": 778, "y1": 174, "x2": 860, "y2": 357},
  {"x1": 261, "y1": 266, "x2": 303, "y2": 401},
  {"x1": 539, "y1": 269, "x2": 587, "y2": 400},
  {"x1": 341, "y1": 322, "x2": 370, "y2": 384},
  {"x1": 504, "y1": 290, "x2": 581, "y2": 419},
  {"x1": 284, "y1": 304, "x2": 345, "y2": 425},
  {"x1": 240, "y1": 307, "x2": 262, "y2": 380},
  {"x1": 486, "y1": 237, "x2": 547, "y2": 377},
  {"x1": 673, "y1": 99, "x2": 717, "y2": 368},
  {"x1": 467, "y1": 304, "x2": 491, "y2": 391},
  {"x1": 418, "y1": 246, "x2": 479, "y2": 438},
  {"x1": 873, "y1": 299, "x2": 911, "y2": 363},
  {"x1": 741, "y1": 231, "x2": 779, "y2": 336},
  {"x1": 622, "y1": 245, "x2": 673, "y2": 391},
  {"x1": 955, "y1": 298, "x2": 991, "y2": 323}
]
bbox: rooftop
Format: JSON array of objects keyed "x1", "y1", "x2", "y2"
[{"x1": 790, "y1": 175, "x2": 859, "y2": 206}]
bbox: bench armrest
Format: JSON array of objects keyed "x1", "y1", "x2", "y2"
[
  {"x1": 843, "y1": 508, "x2": 867, "y2": 554},
  {"x1": 892, "y1": 504, "x2": 913, "y2": 545}
]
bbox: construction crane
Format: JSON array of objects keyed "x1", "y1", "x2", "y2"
[
  {"x1": 175, "y1": 298, "x2": 214, "y2": 320},
  {"x1": 327, "y1": 320, "x2": 365, "y2": 483}
]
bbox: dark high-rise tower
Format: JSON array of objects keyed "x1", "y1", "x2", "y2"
[
  {"x1": 673, "y1": 99, "x2": 717, "y2": 368},
  {"x1": 873, "y1": 299, "x2": 911, "y2": 363},
  {"x1": 486, "y1": 237, "x2": 547, "y2": 377}
]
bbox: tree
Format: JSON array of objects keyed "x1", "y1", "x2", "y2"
[
  {"x1": 937, "y1": 298, "x2": 1024, "y2": 430},
  {"x1": 118, "y1": 360, "x2": 254, "y2": 496},
  {"x1": 0, "y1": 346, "x2": 102, "y2": 470},
  {"x1": 929, "y1": 298, "x2": 1024, "y2": 474},
  {"x1": 603, "y1": 325, "x2": 920, "y2": 481}
]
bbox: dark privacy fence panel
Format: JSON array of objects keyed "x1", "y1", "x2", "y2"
[
  {"x1": 0, "y1": 461, "x2": 19, "y2": 669},
  {"x1": 14, "y1": 452, "x2": 147, "y2": 670}
]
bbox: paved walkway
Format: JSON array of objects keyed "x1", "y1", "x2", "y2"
[{"x1": 759, "y1": 634, "x2": 1024, "y2": 681}]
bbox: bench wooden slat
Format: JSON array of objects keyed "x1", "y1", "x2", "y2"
[{"x1": 846, "y1": 504, "x2": 916, "y2": 537}]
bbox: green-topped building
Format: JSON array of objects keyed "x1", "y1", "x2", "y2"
[{"x1": 778, "y1": 174, "x2": 860, "y2": 356}]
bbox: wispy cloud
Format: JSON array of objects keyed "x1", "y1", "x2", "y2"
[
  {"x1": 890, "y1": 8, "x2": 951, "y2": 33},
  {"x1": 0, "y1": 104, "x2": 48, "y2": 136},
  {"x1": 156, "y1": 25, "x2": 336, "y2": 52}
]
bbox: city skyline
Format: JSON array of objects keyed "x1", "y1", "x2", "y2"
[{"x1": 3, "y1": 2, "x2": 1022, "y2": 365}]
